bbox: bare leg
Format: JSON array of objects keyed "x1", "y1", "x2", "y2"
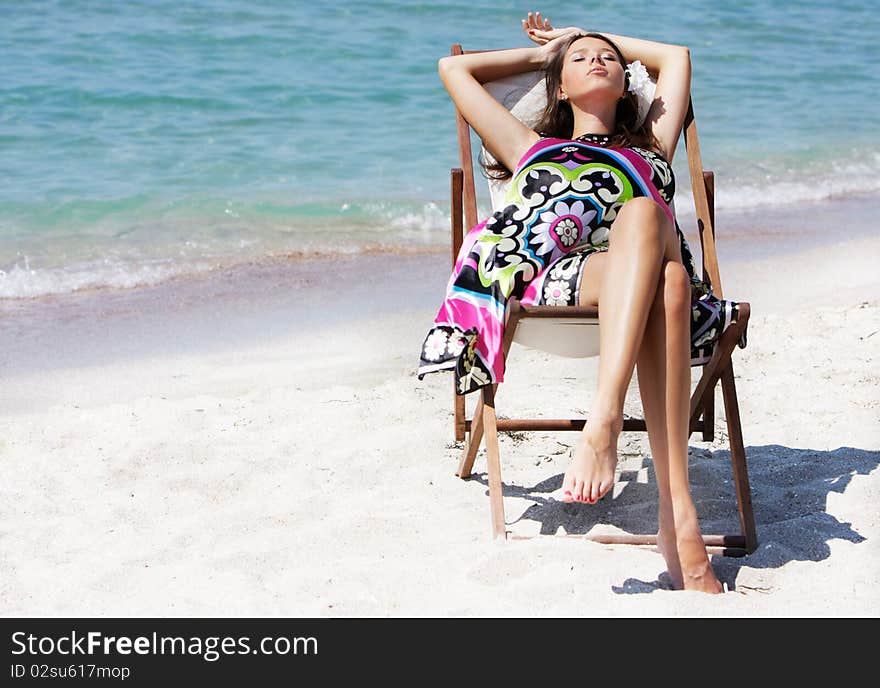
[
  {"x1": 561, "y1": 198, "x2": 680, "y2": 505},
  {"x1": 636, "y1": 259, "x2": 723, "y2": 593}
]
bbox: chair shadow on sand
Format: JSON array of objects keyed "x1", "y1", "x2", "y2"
[{"x1": 463, "y1": 444, "x2": 880, "y2": 594}]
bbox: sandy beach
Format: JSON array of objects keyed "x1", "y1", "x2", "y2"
[{"x1": 1, "y1": 194, "x2": 878, "y2": 617}]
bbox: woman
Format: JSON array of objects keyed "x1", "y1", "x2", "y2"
[{"x1": 419, "y1": 12, "x2": 725, "y2": 593}]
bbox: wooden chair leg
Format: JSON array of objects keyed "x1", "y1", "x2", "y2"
[
  {"x1": 457, "y1": 391, "x2": 486, "y2": 478},
  {"x1": 702, "y1": 377, "x2": 715, "y2": 441},
  {"x1": 458, "y1": 303, "x2": 520, "y2": 479},
  {"x1": 454, "y1": 388, "x2": 466, "y2": 442},
  {"x1": 481, "y1": 385, "x2": 507, "y2": 539},
  {"x1": 689, "y1": 303, "x2": 749, "y2": 431},
  {"x1": 721, "y1": 362, "x2": 758, "y2": 553}
]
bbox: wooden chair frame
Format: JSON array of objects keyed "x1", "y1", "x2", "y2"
[{"x1": 447, "y1": 45, "x2": 757, "y2": 556}]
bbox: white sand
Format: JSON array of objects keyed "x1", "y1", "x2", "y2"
[{"x1": 1, "y1": 202, "x2": 879, "y2": 617}]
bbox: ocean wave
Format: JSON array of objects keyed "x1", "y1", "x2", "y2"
[
  {"x1": 0, "y1": 256, "x2": 217, "y2": 300},
  {"x1": 3, "y1": 163, "x2": 879, "y2": 300},
  {"x1": 673, "y1": 154, "x2": 880, "y2": 216},
  {"x1": 0, "y1": 228, "x2": 450, "y2": 300}
]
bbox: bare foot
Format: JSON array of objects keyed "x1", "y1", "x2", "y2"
[
  {"x1": 657, "y1": 501, "x2": 724, "y2": 594},
  {"x1": 561, "y1": 415, "x2": 622, "y2": 504}
]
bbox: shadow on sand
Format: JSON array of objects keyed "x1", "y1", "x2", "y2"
[{"x1": 463, "y1": 444, "x2": 879, "y2": 593}]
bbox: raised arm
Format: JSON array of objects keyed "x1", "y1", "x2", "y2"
[
  {"x1": 437, "y1": 47, "x2": 546, "y2": 174},
  {"x1": 523, "y1": 12, "x2": 691, "y2": 164},
  {"x1": 589, "y1": 31, "x2": 690, "y2": 164}
]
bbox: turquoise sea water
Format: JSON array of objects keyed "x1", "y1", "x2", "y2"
[{"x1": 1, "y1": 0, "x2": 878, "y2": 298}]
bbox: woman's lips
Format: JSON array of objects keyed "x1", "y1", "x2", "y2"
[{"x1": 588, "y1": 68, "x2": 608, "y2": 76}]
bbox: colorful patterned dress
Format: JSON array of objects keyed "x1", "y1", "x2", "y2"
[{"x1": 418, "y1": 135, "x2": 740, "y2": 396}]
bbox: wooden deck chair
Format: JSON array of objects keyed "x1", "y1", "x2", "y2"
[{"x1": 447, "y1": 45, "x2": 757, "y2": 556}]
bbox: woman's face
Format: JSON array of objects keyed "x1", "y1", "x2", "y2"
[{"x1": 559, "y1": 37, "x2": 626, "y2": 105}]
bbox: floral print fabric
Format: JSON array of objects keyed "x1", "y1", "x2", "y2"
[{"x1": 418, "y1": 137, "x2": 741, "y2": 395}]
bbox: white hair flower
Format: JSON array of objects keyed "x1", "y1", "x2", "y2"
[
  {"x1": 625, "y1": 60, "x2": 656, "y2": 126},
  {"x1": 626, "y1": 60, "x2": 650, "y2": 91}
]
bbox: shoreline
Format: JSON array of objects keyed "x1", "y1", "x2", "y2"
[
  {"x1": 2, "y1": 191, "x2": 878, "y2": 306},
  {"x1": 2, "y1": 192, "x2": 878, "y2": 382}
]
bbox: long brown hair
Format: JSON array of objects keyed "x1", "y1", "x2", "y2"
[{"x1": 483, "y1": 32, "x2": 660, "y2": 181}]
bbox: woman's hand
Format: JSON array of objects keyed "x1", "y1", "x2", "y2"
[
  {"x1": 522, "y1": 11, "x2": 584, "y2": 45},
  {"x1": 521, "y1": 10, "x2": 552, "y2": 43},
  {"x1": 522, "y1": 11, "x2": 584, "y2": 65}
]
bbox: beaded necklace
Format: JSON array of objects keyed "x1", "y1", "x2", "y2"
[{"x1": 575, "y1": 133, "x2": 613, "y2": 146}]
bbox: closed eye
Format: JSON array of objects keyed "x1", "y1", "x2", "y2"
[{"x1": 571, "y1": 52, "x2": 617, "y2": 62}]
